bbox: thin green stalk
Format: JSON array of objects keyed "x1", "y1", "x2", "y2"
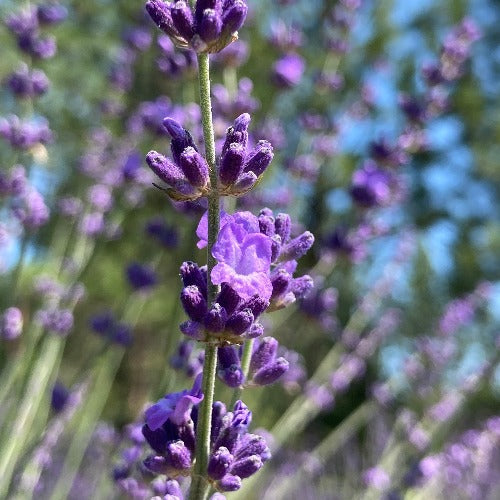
[
  {"x1": 48, "y1": 347, "x2": 124, "y2": 500},
  {"x1": 189, "y1": 52, "x2": 220, "y2": 500},
  {"x1": 0, "y1": 335, "x2": 63, "y2": 498},
  {"x1": 11, "y1": 235, "x2": 29, "y2": 301},
  {"x1": 231, "y1": 338, "x2": 254, "y2": 406},
  {"x1": 272, "y1": 401, "x2": 377, "y2": 499}
]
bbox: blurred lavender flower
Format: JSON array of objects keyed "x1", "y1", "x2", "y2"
[
  {"x1": 90, "y1": 311, "x2": 133, "y2": 346},
  {"x1": 146, "y1": 217, "x2": 179, "y2": 249},
  {"x1": 36, "y1": 308, "x2": 74, "y2": 336},
  {"x1": 272, "y1": 53, "x2": 305, "y2": 88},
  {"x1": 5, "y1": 64, "x2": 50, "y2": 98},
  {"x1": 0, "y1": 115, "x2": 52, "y2": 150},
  {"x1": 1, "y1": 307, "x2": 23, "y2": 340},
  {"x1": 12, "y1": 187, "x2": 50, "y2": 229}
]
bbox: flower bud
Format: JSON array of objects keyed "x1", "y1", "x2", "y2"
[
  {"x1": 180, "y1": 285, "x2": 207, "y2": 322},
  {"x1": 145, "y1": 1, "x2": 178, "y2": 38},
  {"x1": 271, "y1": 269, "x2": 291, "y2": 299},
  {"x1": 245, "y1": 322, "x2": 264, "y2": 339},
  {"x1": 166, "y1": 440, "x2": 192, "y2": 470},
  {"x1": 208, "y1": 446, "x2": 234, "y2": 480},
  {"x1": 274, "y1": 213, "x2": 291, "y2": 242},
  {"x1": 199, "y1": 9, "x2": 222, "y2": 43},
  {"x1": 250, "y1": 337, "x2": 278, "y2": 374},
  {"x1": 279, "y1": 231, "x2": 314, "y2": 261},
  {"x1": 218, "y1": 346, "x2": 243, "y2": 388},
  {"x1": 230, "y1": 455, "x2": 263, "y2": 478},
  {"x1": 242, "y1": 295, "x2": 268, "y2": 318},
  {"x1": 146, "y1": 151, "x2": 185, "y2": 187},
  {"x1": 180, "y1": 320, "x2": 204, "y2": 340},
  {"x1": 290, "y1": 275, "x2": 314, "y2": 298},
  {"x1": 219, "y1": 142, "x2": 245, "y2": 186},
  {"x1": 226, "y1": 309, "x2": 254, "y2": 335},
  {"x1": 204, "y1": 303, "x2": 228, "y2": 332},
  {"x1": 171, "y1": 1, "x2": 195, "y2": 41},
  {"x1": 222, "y1": 113, "x2": 250, "y2": 154},
  {"x1": 253, "y1": 357, "x2": 289, "y2": 385},
  {"x1": 163, "y1": 117, "x2": 198, "y2": 164},
  {"x1": 179, "y1": 147, "x2": 209, "y2": 188},
  {"x1": 243, "y1": 140, "x2": 273, "y2": 177},
  {"x1": 180, "y1": 261, "x2": 207, "y2": 296},
  {"x1": 216, "y1": 284, "x2": 241, "y2": 316},
  {"x1": 258, "y1": 213, "x2": 275, "y2": 236},
  {"x1": 221, "y1": 0, "x2": 248, "y2": 33},
  {"x1": 233, "y1": 171, "x2": 257, "y2": 193},
  {"x1": 218, "y1": 474, "x2": 242, "y2": 492}
]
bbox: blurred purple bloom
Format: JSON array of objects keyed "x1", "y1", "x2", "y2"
[
  {"x1": 210, "y1": 212, "x2": 273, "y2": 301},
  {"x1": 1, "y1": 307, "x2": 23, "y2": 340},
  {"x1": 51, "y1": 381, "x2": 70, "y2": 412},
  {"x1": 273, "y1": 54, "x2": 305, "y2": 88},
  {"x1": 126, "y1": 262, "x2": 158, "y2": 290},
  {"x1": 350, "y1": 160, "x2": 393, "y2": 208}
]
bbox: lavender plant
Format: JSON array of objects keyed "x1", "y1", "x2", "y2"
[{"x1": 0, "y1": 1, "x2": 499, "y2": 499}]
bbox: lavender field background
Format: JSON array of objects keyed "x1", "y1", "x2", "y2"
[{"x1": 0, "y1": 0, "x2": 499, "y2": 498}]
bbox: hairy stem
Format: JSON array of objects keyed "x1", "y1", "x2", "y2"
[{"x1": 189, "y1": 53, "x2": 219, "y2": 500}]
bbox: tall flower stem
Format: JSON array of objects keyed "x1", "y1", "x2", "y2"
[{"x1": 189, "y1": 53, "x2": 220, "y2": 500}]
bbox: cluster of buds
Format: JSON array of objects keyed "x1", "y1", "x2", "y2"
[
  {"x1": 257, "y1": 208, "x2": 314, "y2": 311},
  {"x1": 5, "y1": 63, "x2": 50, "y2": 98},
  {"x1": 146, "y1": 114, "x2": 274, "y2": 201},
  {"x1": 146, "y1": 0, "x2": 248, "y2": 54},
  {"x1": 5, "y1": 3, "x2": 67, "y2": 59},
  {"x1": 143, "y1": 380, "x2": 270, "y2": 493},
  {"x1": 217, "y1": 336, "x2": 289, "y2": 388},
  {"x1": 179, "y1": 261, "x2": 268, "y2": 344},
  {"x1": 0, "y1": 115, "x2": 52, "y2": 150},
  {"x1": 146, "y1": 117, "x2": 210, "y2": 201},
  {"x1": 218, "y1": 113, "x2": 273, "y2": 196}
]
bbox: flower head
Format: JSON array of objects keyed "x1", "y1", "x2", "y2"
[{"x1": 145, "y1": 0, "x2": 248, "y2": 54}]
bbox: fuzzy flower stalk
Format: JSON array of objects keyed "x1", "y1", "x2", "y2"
[{"x1": 143, "y1": 1, "x2": 315, "y2": 498}]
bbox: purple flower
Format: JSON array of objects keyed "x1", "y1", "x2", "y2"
[
  {"x1": 36, "y1": 308, "x2": 74, "y2": 336},
  {"x1": 273, "y1": 54, "x2": 305, "y2": 88},
  {"x1": 87, "y1": 184, "x2": 113, "y2": 212},
  {"x1": 350, "y1": 160, "x2": 393, "y2": 208},
  {"x1": 363, "y1": 466, "x2": 390, "y2": 490},
  {"x1": 126, "y1": 262, "x2": 158, "y2": 290},
  {"x1": 51, "y1": 381, "x2": 70, "y2": 412},
  {"x1": 13, "y1": 187, "x2": 50, "y2": 229},
  {"x1": 1, "y1": 307, "x2": 23, "y2": 340},
  {"x1": 5, "y1": 64, "x2": 50, "y2": 98},
  {"x1": 144, "y1": 373, "x2": 203, "y2": 430},
  {"x1": 210, "y1": 212, "x2": 273, "y2": 301},
  {"x1": 37, "y1": 3, "x2": 68, "y2": 25},
  {"x1": 145, "y1": 217, "x2": 179, "y2": 248}
]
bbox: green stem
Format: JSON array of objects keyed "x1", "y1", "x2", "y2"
[
  {"x1": 189, "y1": 52, "x2": 220, "y2": 500},
  {"x1": 11, "y1": 235, "x2": 29, "y2": 301},
  {"x1": 0, "y1": 335, "x2": 63, "y2": 498},
  {"x1": 231, "y1": 338, "x2": 254, "y2": 406}
]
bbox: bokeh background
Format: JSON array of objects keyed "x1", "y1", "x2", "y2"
[{"x1": 0, "y1": 0, "x2": 499, "y2": 498}]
